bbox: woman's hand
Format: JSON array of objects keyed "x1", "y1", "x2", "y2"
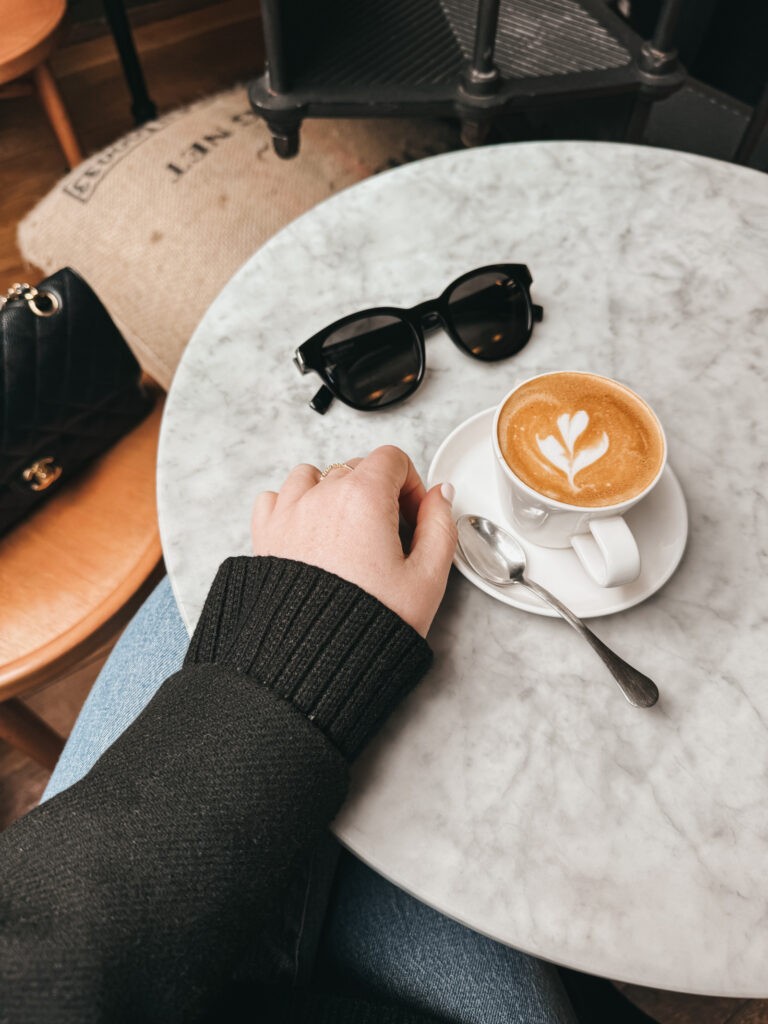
[{"x1": 251, "y1": 446, "x2": 456, "y2": 637}]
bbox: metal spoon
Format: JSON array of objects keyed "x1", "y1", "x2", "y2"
[{"x1": 456, "y1": 514, "x2": 659, "y2": 708}]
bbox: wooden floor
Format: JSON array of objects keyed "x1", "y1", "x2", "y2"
[
  {"x1": 0, "y1": 654, "x2": 107, "y2": 826},
  {"x1": 0, "y1": 5, "x2": 764, "y2": 1022}
]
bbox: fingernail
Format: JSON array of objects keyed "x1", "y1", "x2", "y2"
[{"x1": 440, "y1": 482, "x2": 455, "y2": 504}]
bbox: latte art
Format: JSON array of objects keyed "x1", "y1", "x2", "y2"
[
  {"x1": 536, "y1": 411, "x2": 609, "y2": 489},
  {"x1": 497, "y1": 372, "x2": 665, "y2": 508}
]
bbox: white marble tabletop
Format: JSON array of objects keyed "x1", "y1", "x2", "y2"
[{"x1": 158, "y1": 141, "x2": 768, "y2": 996}]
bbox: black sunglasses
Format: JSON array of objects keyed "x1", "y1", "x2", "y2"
[{"x1": 293, "y1": 264, "x2": 543, "y2": 414}]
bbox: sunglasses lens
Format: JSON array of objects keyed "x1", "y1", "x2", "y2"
[
  {"x1": 320, "y1": 314, "x2": 421, "y2": 409},
  {"x1": 446, "y1": 271, "x2": 531, "y2": 360}
]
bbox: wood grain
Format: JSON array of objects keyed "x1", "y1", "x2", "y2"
[
  {"x1": 617, "y1": 984, "x2": 749, "y2": 1024},
  {"x1": 730, "y1": 1004, "x2": 768, "y2": 1024},
  {"x1": 32, "y1": 61, "x2": 83, "y2": 166},
  {"x1": 0, "y1": 653, "x2": 105, "y2": 826}
]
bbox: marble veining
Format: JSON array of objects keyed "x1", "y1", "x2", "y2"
[{"x1": 158, "y1": 142, "x2": 768, "y2": 996}]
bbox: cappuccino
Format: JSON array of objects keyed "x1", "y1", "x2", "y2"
[{"x1": 496, "y1": 372, "x2": 664, "y2": 508}]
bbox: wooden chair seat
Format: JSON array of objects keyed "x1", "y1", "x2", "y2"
[
  {"x1": 0, "y1": 0, "x2": 82, "y2": 167},
  {"x1": 0, "y1": 0, "x2": 66, "y2": 85},
  {"x1": 0, "y1": 389, "x2": 165, "y2": 769}
]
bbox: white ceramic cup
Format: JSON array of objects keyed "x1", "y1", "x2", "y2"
[{"x1": 491, "y1": 372, "x2": 667, "y2": 588}]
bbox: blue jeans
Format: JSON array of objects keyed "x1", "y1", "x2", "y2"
[{"x1": 44, "y1": 577, "x2": 577, "y2": 1024}]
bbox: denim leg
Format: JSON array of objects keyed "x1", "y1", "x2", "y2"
[
  {"x1": 43, "y1": 576, "x2": 190, "y2": 802},
  {"x1": 318, "y1": 852, "x2": 579, "y2": 1024}
]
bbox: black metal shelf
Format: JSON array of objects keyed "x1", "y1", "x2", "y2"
[{"x1": 250, "y1": 0, "x2": 687, "y2": 156}]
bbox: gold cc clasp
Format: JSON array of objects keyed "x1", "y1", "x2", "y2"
[{"x1": 22, "y1": 457, "x2": 62, "y2": 491}]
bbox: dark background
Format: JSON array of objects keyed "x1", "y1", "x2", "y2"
[
  {"x1": 626, "y1": 0, "x2": 766, "y2": 104},
  {"x1": 68, "y1": 0, "x2": 766, "y2": 105}
]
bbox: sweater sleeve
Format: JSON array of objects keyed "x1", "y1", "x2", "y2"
[
  {"x1": 0, "y1": 558, "x2": 433, "y2": 1024},
  {"x1": 185, "y1": 556, "x2": 433, "y2": 758}
]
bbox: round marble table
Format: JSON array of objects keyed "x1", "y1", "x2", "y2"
[{"x1": 158, "y1": 141, "x2": 768, "y2": 997}]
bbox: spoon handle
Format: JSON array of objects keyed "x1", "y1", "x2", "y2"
[{"x1": 520, "y1": 577, "x2": 659, "y2": 708}]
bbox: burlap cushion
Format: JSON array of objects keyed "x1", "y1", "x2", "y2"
[{"x1": 18, "y1": 87, "x2": 458, "y2": 388}]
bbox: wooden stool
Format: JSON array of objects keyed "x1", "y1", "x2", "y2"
[
  {"x1": 0, "y1": 0, "x2": 82, "y2": 168},
  {"x1": 0, "y1": 388, "x2": 165, "y2": 770}
]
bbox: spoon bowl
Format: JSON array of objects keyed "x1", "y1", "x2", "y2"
[{"x1": 457, "y1": 515, "x2": 529, "y2": 586}]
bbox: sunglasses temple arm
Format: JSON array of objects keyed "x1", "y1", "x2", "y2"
[
  {"x1": 532, "y1": 304, "x2": 544, "y2": 322},
  {"x1": 310, "y1": 384, "x2": 335, "y2": 415}
]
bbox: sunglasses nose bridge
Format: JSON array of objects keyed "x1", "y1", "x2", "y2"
[{"x1": 413, "y1": 302, "x2": 442, "y2": 331}]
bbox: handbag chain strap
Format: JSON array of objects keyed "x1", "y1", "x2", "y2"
[
  {"x1": 0, "y1": 283, "x2": 60, "y2": 318},
  {"x1": 2, "y1": 283, "x2": 66, "y2": 494}
]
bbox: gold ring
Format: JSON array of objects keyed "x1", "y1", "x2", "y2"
[{"x1": 320, "y1": 462, "x2": 354, "y2": 478}]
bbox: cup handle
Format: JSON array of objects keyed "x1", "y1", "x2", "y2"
[{"x1": 570, "y1": 516, "x2": 640, "y2": 588}]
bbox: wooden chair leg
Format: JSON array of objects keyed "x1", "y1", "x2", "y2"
[
  {"x1": 0, "y1": 698, "x2": 65, "y2": 772},
  {"x1": 32, "y1": 61, "x2": 83, "y2": 168}
]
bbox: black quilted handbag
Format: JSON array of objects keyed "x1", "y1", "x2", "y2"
[{"x1": 0, "y1": 268, "x2": 155, "y2": 537}]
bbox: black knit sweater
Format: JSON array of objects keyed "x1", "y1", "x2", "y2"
[{"x1": 0, "y1": 557, "x2": 442, "y2": 1024}]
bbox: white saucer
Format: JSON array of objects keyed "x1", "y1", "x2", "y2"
[{"x1": 427, "y1": 408, "x2": 688, "y2": 618}]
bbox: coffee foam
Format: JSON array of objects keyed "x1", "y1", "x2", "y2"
[{"x1": 497, "y1": 373, "x2": 664, "y2": 507}]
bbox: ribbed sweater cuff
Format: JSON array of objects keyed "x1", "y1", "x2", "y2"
[{"x1": 185, "y1": 556, "x2": 433, "y2": 760}]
